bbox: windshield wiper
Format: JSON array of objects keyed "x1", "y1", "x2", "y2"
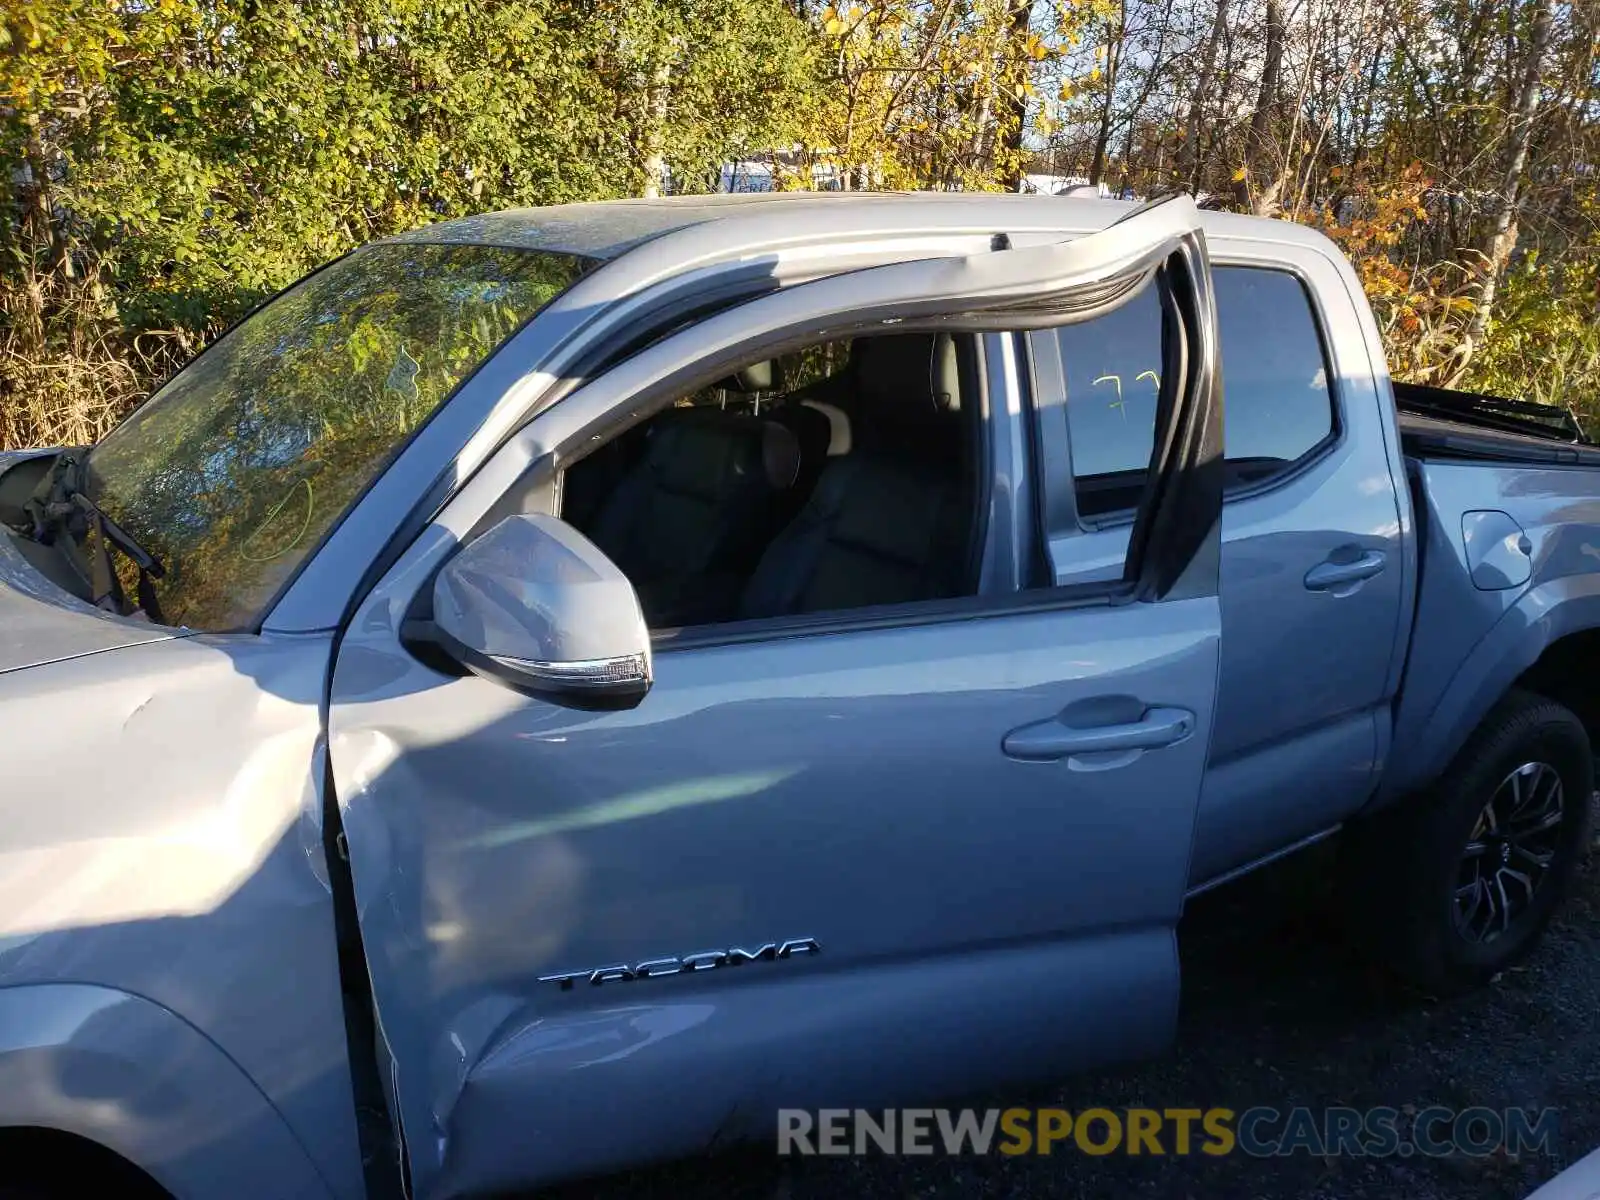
[{"x1": 21, "y1": 450, "x2": 167, "y2": 622}]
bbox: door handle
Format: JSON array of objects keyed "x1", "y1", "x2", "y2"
[
  {"x1": 1003, "y1": 706, "x2": 1196, "y2": 763},
  {"x1": 1304, "y1": 549, "x2": 1387, "y2": 593}
]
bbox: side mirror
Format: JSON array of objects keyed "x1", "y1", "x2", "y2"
[{"x1": 429, "y1": 513, "x2": 652, "y2": 710}]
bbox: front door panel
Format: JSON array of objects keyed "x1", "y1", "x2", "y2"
[{"x1": 330, "y1": 586, "x2": 1218, "y2": 1195}]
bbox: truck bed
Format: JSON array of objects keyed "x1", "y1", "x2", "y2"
[{"x1": 1394, "y1": 381, "x2": 1600, "y2": 466}]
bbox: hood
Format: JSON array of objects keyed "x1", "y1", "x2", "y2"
[{"x1": 0, "y1": 451, "x2": 178, "y2": 675}]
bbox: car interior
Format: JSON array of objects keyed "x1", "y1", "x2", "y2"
[{"x1": 560, "y1": 333, "x2": 985, "y2": 630}]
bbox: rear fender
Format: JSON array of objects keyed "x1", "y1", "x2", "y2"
[{"x1": 1377, "y1": 572, "x2": 1600, "y2": 801}]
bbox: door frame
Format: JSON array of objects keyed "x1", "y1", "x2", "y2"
[
  {"x1": 418, "y1": 197, "x2": 1222, "y2": 628},
  {"x1": 268, "y1": 199, "x2": 1223, "y2": 635}
]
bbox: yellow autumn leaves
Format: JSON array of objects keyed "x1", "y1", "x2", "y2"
[{"x1": 810, "y1": 0, "x2": 1107, "y2": 187}]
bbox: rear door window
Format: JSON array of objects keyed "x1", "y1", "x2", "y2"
[
  {"x1": 1047, "y1": 265, "x2": 1337, "y2": 521},
  {"x1": 1213, "y1": 267, "x2": 1336, "y2": 485}
]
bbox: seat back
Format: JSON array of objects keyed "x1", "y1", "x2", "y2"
[
  {"x1": 586, "y1": 408, "x2": 799, "y2": 616},
  {"x1": 738, "y1": 334, "x2": 971, "y2": 620}
]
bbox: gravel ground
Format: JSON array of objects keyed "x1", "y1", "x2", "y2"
[{"x1": 552, "y1": 798, "x2": 1600, "y2": 1200}]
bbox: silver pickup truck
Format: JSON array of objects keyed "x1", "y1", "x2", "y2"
[{"x1": 0, "y1": 193, "x2": 1596, "y2": 1199}]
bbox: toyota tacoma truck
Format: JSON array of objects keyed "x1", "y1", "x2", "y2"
[{"x1": 0, "y1": 192, "x2": 1596, "y2": 1199}]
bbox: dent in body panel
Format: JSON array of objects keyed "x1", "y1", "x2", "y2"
[
  {"x1": 1186, "y1": 479, "x2": 1398, "y2": 880},
  {"x1": 1384, "y1": 458, "x2": 1600, "y2": 795},
  {"x1": 1209, "y1": 475, "x2": 1400, "y2": 759},
  {"x1": 432, "y1": 931, "x2": 1178, "y2": 1196},
  {"x1": 321, "y1": 198, "x2": 1230, "y2": 1190},
  {"x1": 331, "y1": 574, "x2": 1220, "y2": 1195},
  {"x1": 0, "y1": 635, "x2": 362, "y2": 1199}
]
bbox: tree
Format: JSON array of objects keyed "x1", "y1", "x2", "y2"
[
  {"x1": 6, "y1": 0, "x2": 1600, "y2": 449},
  {"x1": 602, "y1": 0, "x2": 819, "y2": 197},
  {"x1": 1445, "y1": 0, "x2": 1556, "y2": 383},
  {"x1": 0, "y1": 0, "x2": 816, "y2": 448},
  {"x1": 801, "y1": 0, "x2": 1094, "y2": 192},
  {"x1": 1237, "y1": 0, "x2": 1286, "y2": 212}
]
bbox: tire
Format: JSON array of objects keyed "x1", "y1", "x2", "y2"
[
  {"x1": 1340, "y1": 688, "x2": 1594, "y2": 995},
  {"x1": 0, "y1": 1133, "x2": 169, "y2": 1200},
  {"x1": 0, "y1": 1167, "x2": 163, "y2": 1200}
]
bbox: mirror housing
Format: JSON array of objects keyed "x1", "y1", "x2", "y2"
[{"x1": 429, "y1": 513, "x2": 652, "y2": 710}]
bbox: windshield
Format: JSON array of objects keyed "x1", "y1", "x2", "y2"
[{"x1": 84, "y1": 242, "x2": 593, "y2": 631}]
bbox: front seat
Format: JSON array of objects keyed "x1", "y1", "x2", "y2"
[
  {"x1": 727, "y1": 359, "x2": 843, "y2": 520},
  {"x1": 737, "y1": 334, "x2": 972, "y2": 619},
  {"x1": 585, "y1": 407, "x2": 800, "y2": 626}
]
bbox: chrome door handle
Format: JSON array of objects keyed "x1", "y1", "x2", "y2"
[
  {"x1": 1002, "y1": 706, "x2": 1196, "y2": 763},
  {"x1": 1304, "y1": 549, "x2": 1387, "y2": 593}
]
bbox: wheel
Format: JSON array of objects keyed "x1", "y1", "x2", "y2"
[
  {"x1": 1340, "y1": 688, "x2": 1594, "y2": 995},
  {"x1": 0, "y1": 1132, "x2": 169, "y2": 1200}
]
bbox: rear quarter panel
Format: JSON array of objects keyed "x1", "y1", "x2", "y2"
[{"x1": 1382, "y1": 457, "x2": 1600, "y2": 797}]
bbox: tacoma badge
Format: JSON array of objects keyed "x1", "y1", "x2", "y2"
[{"x1": 538, "y1": 938, "x2": 821, "y2": 990}]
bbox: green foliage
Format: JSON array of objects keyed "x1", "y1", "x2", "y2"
[
  {"x1": 804, "y1": 0, "x2": 1093, "y2": 192},
  {"x1": 0, "y1": 0, "x2": 818, "y2": 448},
  {"x1": 3, "y1": 0, "x2": 1598, "y2": 454},
  {"x1": 605, "y1": 0, "x2": 820, "y2": 193},
  {"x1": 1464, "y1": 254, "x2": 1600, "y2": 430},
  {"x1": 51, "y1": 1, "x2": 620, "y2": 326}
]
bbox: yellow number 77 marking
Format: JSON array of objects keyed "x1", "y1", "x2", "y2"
[{"x1": 1092, "y1": 371, "x2": 1160, "y2": 422}]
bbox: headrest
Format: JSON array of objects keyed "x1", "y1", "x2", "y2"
[
  {"x1": 762, "y1": 421, "x2": 801, "y2": 489},
  {"x1": 852, "y1": 334, "x2": 959, "y2": 415},
  {"x1": 800, "y1": 400, "x2": 853, "y2": 456},
  {"x1": 717, "y1": 360, "x2": 775, "y2": 393},
  {"x1": 651, "y1": 408, "x2": 800, "y2": 495}
]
